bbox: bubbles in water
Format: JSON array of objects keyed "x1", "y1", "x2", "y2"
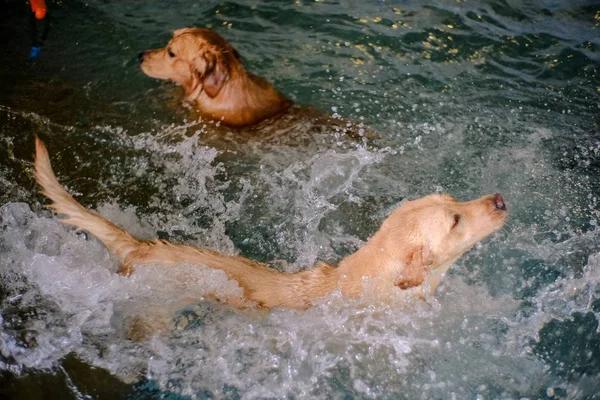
[{"x1": 1, "y1": 103, "x2": 599, "y2": 398}]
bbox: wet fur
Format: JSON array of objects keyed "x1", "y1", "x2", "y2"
[
  {"x1": 34, "y1": 138, "x2": 507, "y2": 309},
  {"x1": 139, "y1": 28, "x2": 375, "y2": 140},
  {"x1": 139, "y1": 28, "x2": 292, "y2": 127}
]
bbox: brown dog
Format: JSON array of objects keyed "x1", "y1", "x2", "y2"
[
  {"x1": 34, "y1": 138, "x2": 507, "y2": 309},
  {"x1": 138, "y1": 28, "x2": 292, "y2": 127}
]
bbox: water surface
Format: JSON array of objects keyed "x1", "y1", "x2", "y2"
[{"x1": 1, "y1": 0, "x2": 599, "y2": 398}]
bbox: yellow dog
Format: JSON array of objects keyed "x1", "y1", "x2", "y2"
[{"x1": 34, "y1": 138, "x2": 507, "y2": 309}]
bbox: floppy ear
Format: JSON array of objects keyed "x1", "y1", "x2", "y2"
[
  {"x1": 202, "y1": 53, "x2": 229, "y2": 98},
  {"x1": 185, "y1": 52, "x2": 229, "y2": 101},
  {"x1": 394, "y1": 245, "x2": 432, "y2": 290}
]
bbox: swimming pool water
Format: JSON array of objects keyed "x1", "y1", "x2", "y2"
[{"x1": 1, "y1": 0, "x2": 599, "y2": 398}]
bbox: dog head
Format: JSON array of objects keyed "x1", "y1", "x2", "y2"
[
  {"x1": 360, "y1": 193, "x2": 508, "y2": 290},
  {"x1": 139, "y1": 28, "x2": 242, "y2": 100}
]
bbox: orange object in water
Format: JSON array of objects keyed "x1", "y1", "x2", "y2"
[{"x1": 30, "y1": 0, "x2": 47, "y2": 20}]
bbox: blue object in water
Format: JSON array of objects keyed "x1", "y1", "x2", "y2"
[{"x1": 29, "y1": 46, "x2": 41, "y2": 58}]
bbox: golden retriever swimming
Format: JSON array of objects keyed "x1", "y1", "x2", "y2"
[
  {"x1": 139, "y1": 28, "x2": 292, "y2": 127},
  {"x1": 138, "y1": 28, "x2": 373, "y2": 140},
  {"x1": 34, "y1": 138, "x2": 507, "y2": 309}
]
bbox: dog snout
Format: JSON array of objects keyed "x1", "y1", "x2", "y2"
[
  {"x1": 493, "y1": 193, "x2": 507, "y2": 211},
  {"x1": 137, "y1": 52, "x2": 146, "y2": 63}
]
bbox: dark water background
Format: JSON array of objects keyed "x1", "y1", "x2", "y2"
[{"x1": 1, "y1": 0, "x2": 600, "y2": 398}]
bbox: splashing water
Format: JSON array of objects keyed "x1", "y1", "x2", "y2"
[{"x1": 1, "y1": 0, "x2": 599, "y2": 398}]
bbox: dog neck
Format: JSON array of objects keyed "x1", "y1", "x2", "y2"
[
  {"x1": 290, "y1": 235, "x2": 411, "y2": 306},
  {"x1": 193, "y1": 63, "x2": 292, "y2": 127},
  {"x1": 334, "y1": 242, "x2": 400, "y2": 297}
]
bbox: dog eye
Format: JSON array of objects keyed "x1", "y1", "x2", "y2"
[
  {"x1": 167, "y1": 49, "x2": 176, "y2": 58},
  {"x1": 452, "y1": 214, "x2": 460, "y2": 229}
]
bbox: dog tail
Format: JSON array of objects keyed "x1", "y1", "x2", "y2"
[{"x1": 34, "y1": 137, "x2": 142, "y2": 260}]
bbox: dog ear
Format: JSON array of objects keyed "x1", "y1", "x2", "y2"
[
  {"x1": 201, "y1": 52, "x2": 229, "y2": 98},
  {"x1": 393, "y1": 245, "x2": 432, "y2": 290}
]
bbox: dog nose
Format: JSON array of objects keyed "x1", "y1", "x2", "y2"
[
  {"x1": 494, "y1": 193, "x2": 507, "y2": 210},
  {"x1": 137, "y1": 52, "x2": 145, "y2": 63}
]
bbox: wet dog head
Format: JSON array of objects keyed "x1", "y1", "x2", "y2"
[
  {"x1": 383, "y1": 193, "x2": 507, "y2": 267},
  {"x1": 139, "y1": 28, "x2": 242, "y2": 100},
  {"x1": 350, "y1": 193, "x2": 508, "y2": 293}
]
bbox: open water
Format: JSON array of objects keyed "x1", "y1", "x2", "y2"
[{"x1": 0, "y1": 0, "x2": 599, "y2": 398}]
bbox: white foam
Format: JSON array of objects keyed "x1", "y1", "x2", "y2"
[
  {"x1": 2, "y1": 116, "x2": 599, "y2": 398},
  {"x1": 1, "y1": 200, "x2": 565, "y2": 398}
]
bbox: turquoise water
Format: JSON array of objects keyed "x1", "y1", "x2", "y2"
[{"x1": 1, "y1": 0, "x2": 599, "y2": 398}]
